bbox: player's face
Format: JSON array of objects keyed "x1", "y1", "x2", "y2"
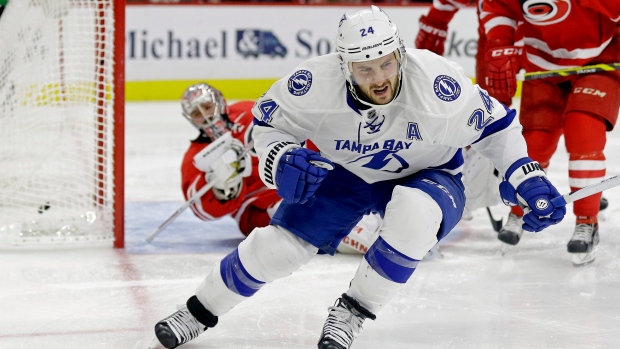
[
  {"x1": 351, "y1": 53, "x2": 399, "y2": 105},
  {"x1": 189, "y1": 102, "x2": 217, "y2": 127}
]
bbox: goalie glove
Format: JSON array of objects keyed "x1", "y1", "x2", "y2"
[
  {"x1": 499, "y1": 158, "x2": 566, "y2": 232},
  {"x1": 259, "y1": 141, "x2": 333, "y2": 204},
  {"x1": 193, "y1": 133, "x2": 252, "y2": 201}
]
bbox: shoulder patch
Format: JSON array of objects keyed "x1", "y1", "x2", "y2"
[
  {"x1": 433, "y1": 75, "x2": 461, "y2": 102},
  {"x1": 288, "y1": 70, "x2": 313, "y2": 96}
]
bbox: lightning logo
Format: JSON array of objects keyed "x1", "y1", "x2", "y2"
[
  {"x1": 433, "y1": 75, "x2": 461, "y2": 102},
  {"x1": 348, "y1": 149, "x2": 410, "y2": 173},
  {"x1": 288, "y1": 70, "x2": 313, "y2": 96}
]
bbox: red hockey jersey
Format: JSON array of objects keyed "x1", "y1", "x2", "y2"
[
  {"x1": 181, "y1": 101, "x2": 280, "y2": 236},
  {"x1": 482, "y1": 0, "x2": 620, "y2": 71}
]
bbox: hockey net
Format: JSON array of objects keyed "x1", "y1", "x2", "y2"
[{"x1": 0, "y1": 0, "x2": 124, "y2": 247}]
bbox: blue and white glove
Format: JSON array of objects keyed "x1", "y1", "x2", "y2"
[
  {"x1": 499, "y1": 158, "x2": 566, "y2": 232},
  {"x1": 259, "y1": 141, "x2": 333, "y2": 204}
]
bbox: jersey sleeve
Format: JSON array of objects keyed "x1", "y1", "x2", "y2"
[
  {"x1": 580, "y1": 0, "x2": 620, "y2": 21},
  {"x1": 425, "y1": 0, "x2": 471, "y2": 25},
  {"x1": 251, "y1": 62, "x2": 328, "y2": 156},
  {"x1": 422, "y1": 56, "x2": 528, "y2": 178},
  {"x1": 481, "y1": 0, "x2": 521, "y2": 44}
]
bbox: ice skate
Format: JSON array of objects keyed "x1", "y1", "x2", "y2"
[
  {"x1": 153, "y1": 296, "x2": 218, "y2": 349},
  {"x1": 318, "y1": 293, "x2": 376, "y2": 349},
  {"x1": 567, "y1": 223, "x2": 599, "y2": 266},
  {"x1": 598, "y1": 197, "x2": 608, "y2": 222},
  {"x1": 600, "y1": 197, "x2": 609, "y2": 211},
  {"x1": 497, "y1": 213, "x2": 523, "y2": 246}
]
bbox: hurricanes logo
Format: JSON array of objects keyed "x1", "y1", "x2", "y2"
[
  {"x1": 536, "y1": 199, "x2": 549, "y2": 210},
  {"x1": 521, "y1": 0, "x2": 571, "y2": 26},
  {"x1": 287, "y1": 70, "x2": 313, "y2": 96}
]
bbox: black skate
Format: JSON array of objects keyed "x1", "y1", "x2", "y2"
[
  {"x1": 567, "y1": 223, "x2": 600, "y2": 267},
  {"x1": 154, "y1": 296, "x2": 218, "y2": 349},
  {"x1": 567, "y1": 223, "x2": 599, "y2": 253},
  {"x1": 318, "y1": 293, "x2": 376, "y2": 349},
  {"x1": 497, "y1": 213, "x2": 523, "y2": 245}
]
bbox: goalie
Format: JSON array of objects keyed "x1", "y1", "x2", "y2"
[{"x1": 180, "y1": 82, "x2": 381, "y2": 253}]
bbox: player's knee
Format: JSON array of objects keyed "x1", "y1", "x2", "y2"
[
  {"x1": 379, "y1": 186, "x2": 442, "y2": 260},
  {"x1": 237, "y1": 225, "x2": 318, "y2": 283}
]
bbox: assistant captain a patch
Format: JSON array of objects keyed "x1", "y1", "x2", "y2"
[
  {"x1": 288, "y1": 70, "x2": 313, "y2": 96},
  {"x1": 433, "y1": 75, "x2": 461, "y2": 102}
]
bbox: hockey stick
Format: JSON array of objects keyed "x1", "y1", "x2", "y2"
[
  {"x1": 145, "y1": 141, "x2": 254, "y2": 243},
  {"x1": 551, "y1": 175, "x2": 620, "y2": 207},
  {"x1": 486, "y1": 207, "x2": 503, "y2": 232},
  {"x1": 517, "y1": 62, "x2": 620, "y2": 81}
]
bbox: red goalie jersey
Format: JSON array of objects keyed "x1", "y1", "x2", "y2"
[{"x1": 181, "y1": 101, "x2": 281, "y2": 236}]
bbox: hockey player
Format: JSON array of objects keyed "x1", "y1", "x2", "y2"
[
  {"x1": 481, "y1": 0, "x2": 620, "y2": 264},
  {"x1": 179, "y1": 82, "x2": 381, "y2": 253},
  {"x1": 151, "y1": 6, "x2": 566, "y2": 349}
]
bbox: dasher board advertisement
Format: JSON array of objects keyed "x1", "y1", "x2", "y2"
[{"x1": 126, "y1": 4, "x2": 478, "y2": 100}]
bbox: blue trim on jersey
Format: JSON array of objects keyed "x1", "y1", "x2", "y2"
[
  {"x1": 253, "y1": 118, "x2": 273, "y2": 128},
  {"x1": 271, "y1": 166, "x2": 465, "y2": 254},
  {"x1": 220, "y1": 249, "x2": 265, "y2": 297},
  {"x1": 505, "y1": 157, "x2": 533, "y2": 179},
  {"x1": 430, "y1": 149, "x2": 464, "y2": 171},
  {"x1": 472, "y1": 105, "x2": 516, "y2": 144},
  {"x1": 365, "y1": 237, "x2": 420, "y2": 283},
  {"x1": 345, "y1": 86, "x2": 361, "y2": 115}
]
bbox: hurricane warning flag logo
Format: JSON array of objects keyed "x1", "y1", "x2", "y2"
[{"x1": 288, "y1": 70, "x2": 313, "y2": 96}]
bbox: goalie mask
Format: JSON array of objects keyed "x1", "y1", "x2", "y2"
[
  {"x1": 181, "y1": 83, "x2": 232, "y2": 141},
  {"x1": 336, "y1": 5, "x2": 406, "y2": 107}
]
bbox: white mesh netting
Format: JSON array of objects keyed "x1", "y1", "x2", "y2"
[{"x1": 0, "y1": 0, "x2": 118, "y2": 245}]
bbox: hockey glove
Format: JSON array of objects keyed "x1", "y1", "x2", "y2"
[
  {"x1": 205, "y1": 138, "x2": 252, "y2": 201},
  {"x1": 485, "y1": 44, "x2": 522, "y2": 104},
  {"x1": 415, "y1": 15, "x2": 449, "y2": 56},
  {"x1": 259, "y1": 142, "x2": 333, "y2": 204},
  {"x1": 499, "y1": 158, "x2": 566, "y2": 232}
]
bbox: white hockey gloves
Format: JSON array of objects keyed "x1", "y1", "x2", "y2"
[
  {"x1": 193, "y1": 132, "x2": 252, "y2": 201},
  {"x1": 499, "y1": 158, "x2": 566, "y2": 232},
  {"x1": 259, "y1": 141, "x2": 333, "y2": 204}
]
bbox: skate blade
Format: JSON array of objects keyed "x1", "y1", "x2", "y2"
[
  {"x1": 571, "y1": 251, "x2": 596, "y2": 267},
  {"x1": 147, "y1": 337, "x2": 166, "y2": 349},
  {"x1": 425, "y1": 245, "x2": 444, "y2": 259},
  {"x1": 500, "y1": 243, "x2": 517, "y2": 256}
]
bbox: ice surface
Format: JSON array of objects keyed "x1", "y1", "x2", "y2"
[{"x1": 1, "y1": 101, "x2": 619, "y2": 349}]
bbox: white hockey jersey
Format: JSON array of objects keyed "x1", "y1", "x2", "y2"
[{"x1": 252, "y1": 49, "x2": 528, "y2": 184}]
